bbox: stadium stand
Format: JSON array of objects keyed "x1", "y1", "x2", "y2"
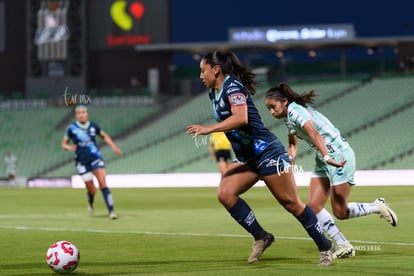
[
  {"x1": 1, "y1": 75, "x2": 413, "y2": 180},
  {"x1": 0, "y1": 104, "x2": 160, "y2": 178}
]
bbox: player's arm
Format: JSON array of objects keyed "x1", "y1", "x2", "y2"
[
  {"x1": 61, "y1": 136, "x2": 76, "y2": 151},
  {"x1": 99, "y1": 130, "x2": 123, "y2": 156},
  {"x1": 303, "y1": 121, "x2": 345, "y2": 167},
  {"x1": 186, "y1": 95, "x2": 248, "y2": 136},
  {"x1": 210, "y1": 105, "x2": 248, "y2": 132},
  {"x1": 288, "y1": 134, "x2": 298, "y2": 164}
]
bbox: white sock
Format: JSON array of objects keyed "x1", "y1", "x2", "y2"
[
  {"x1": 316, "y1": 208, "x2": 348, "y2": 245},
  {"x1": 348, "y1": 202, "x2": 380, "y2": 218}
]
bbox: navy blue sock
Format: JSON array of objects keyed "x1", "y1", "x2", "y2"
[
  {"x1": 296, "y1": 205, "x2": 331, "y2": 251},
  {"x1": 87, "y1": 192, "x2": 94, "y2": 206},
  {"x1": 101, "y1": 187, "x2": 114, "y2": 213},
  {"x1": 228, "y1": 198, "x2": 267, "y2": 240}
]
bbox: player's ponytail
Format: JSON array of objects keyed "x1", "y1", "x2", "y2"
[
  {"x1": 266, "y1": 82, "x2": 316, "y2": 107},
  {"x1": 203, "y1": 51, "x2": 257, "y2": 95}
]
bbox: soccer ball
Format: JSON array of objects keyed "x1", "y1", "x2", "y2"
[{"x1": 46, "y1": 240, "x2": 80, "y2": 274}]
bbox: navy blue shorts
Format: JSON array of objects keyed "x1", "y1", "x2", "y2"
[
  {"x1": 247, "y1": 141, "x2": 291, "y2": 177},
  {"x1": 75, "y1": 158, "x2": 105, "y2": 175}
]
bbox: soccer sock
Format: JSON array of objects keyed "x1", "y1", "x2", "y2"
[
  {"x1": 348, "y1": 202, "x2": 380, "y2": 218},
  {"x1": 101, "y1": 187, "x2": 115, "y2": 213},
  {"x1": 228, "y1": 198, "x2": 267, "y2": 240},
  {"x1": 296, "y1": 205, "x2": 331, "y2": 252},
  {"x1": 316, "y1": 208, "x2": 348, "y2": 245},
  {"x1": 87, "y1": 192, "x2": 94, "y2": 206}
]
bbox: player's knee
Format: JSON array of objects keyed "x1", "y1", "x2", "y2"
[
  {"x1": 217, "y1": 189, "x2": 228, "y2": 204},
  {"x1": 332, "y1": 207, "x2": 348, "y2": 220},
  {"x1": 217, "y1": 187, "x2": 237, "y2": 208}
]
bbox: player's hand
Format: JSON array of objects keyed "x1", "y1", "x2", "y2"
[
  {"x1": 112, "y1": 146, "x2": 123, "y2": 156},
  {"x1": 66, "y1": 145, "x2": 77, "y2": 151},
  {"x1": 326, "y1": 158, "x2": 346, "y2": 168},
  {"x1": 186, "y1": 124, "x2": 211, "y2": 138}
]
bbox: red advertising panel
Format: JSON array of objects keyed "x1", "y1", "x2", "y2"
[{"x1": 88, "y1": 0, "x2": 169, "y2": 49}]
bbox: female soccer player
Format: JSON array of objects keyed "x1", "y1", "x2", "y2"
[
  {"x1": 264, "y1": 82, "x2": 398, "y2": 258},
  {"x1": 61, "y1": 104, "x2": 123, "y2": 219},
  {"x1": 209, "y1": 131, "x2": 233, "y2": 176},
  {"x1": 186, "y1": 51, "x2": 333, "y2": 266}
]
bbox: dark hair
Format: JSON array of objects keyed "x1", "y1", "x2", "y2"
[
  {"x1": 265, "y1": 82, "x2": 316, "y2": 107},
  {"x1": 202, "y1": 51, "x2": 257, "y2": 95}
]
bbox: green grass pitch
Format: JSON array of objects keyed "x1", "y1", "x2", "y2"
[{"x1": 0, "y1": 185, "x2": 413, "y2": 275}]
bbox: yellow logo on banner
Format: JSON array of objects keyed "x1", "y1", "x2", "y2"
[{"x1": 110, "y1": 0, "x2": 145, "y2": 31}]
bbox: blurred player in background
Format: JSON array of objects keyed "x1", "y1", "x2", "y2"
[
  {"x1": 4, "y1": 150, "x2": 17, "y2": 186},
  {"x1": 209, "y1": 131, "x2": 232, "y2": 176},
  {"x1": 264, "y1": 82, "x2": 398, "y2": 258},
  {"x1": 186, "y1": 51, "x2": 333, "y2": 266},
  {"x1": 61, "y1": 104, "x2": 123, "y2": 219}
]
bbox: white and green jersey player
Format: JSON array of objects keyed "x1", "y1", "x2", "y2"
[
  {"x1": 265, "y1": 82, "x2": 398, "y2": 259},
  {"x1": 286, "y1": 101, "x2": 355, "y2": 186}
]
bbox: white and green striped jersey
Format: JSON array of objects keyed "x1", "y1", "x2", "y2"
[{"x1": 285, "y1": 102, "x2": 350, "y2": 158}]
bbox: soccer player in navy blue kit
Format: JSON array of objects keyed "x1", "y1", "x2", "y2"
[
  {"x1": 61, "y1": 104, "x2": 122, "y2": 219},
  {"x1": 186, "y1": 51, "x2": 333, "y2": 266}
]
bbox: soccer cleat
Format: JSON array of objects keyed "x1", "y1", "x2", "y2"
[
  {"x1": 333, "y1": 241, "x2": 356, "y2": 259},
  {"x1": 375, "y1": 198, "x2": 398, "y2": 227},
  {"x1": 319, "y1": 249, "x2": 333, "y2": 267},
  {"x1": 109, "y1": 211, "x2": 118, "y2": 220},
  {"x1": 87, "y1": 204, "x2": 94, "y2": 215},
  {"x1": 247, "y1": 233, "x2": 275, "y2": 264}
]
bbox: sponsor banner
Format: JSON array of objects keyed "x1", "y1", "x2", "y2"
[
  {"x1": 88, "y1": 0, "x2": 169, "y2": 49},
  {"x1": 229, "y1": 24, "x2": 355, "y2": 43},
  {"x1": 27, "y1": 178, "x2": 71, "y2": 188},
  {"x1": 71, "y1": 170, "x2": 414, "y2": 188}
]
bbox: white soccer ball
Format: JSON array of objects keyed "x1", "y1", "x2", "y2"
[{"x1": 46, "y1": 240, "x2": 80, "y2": 274}]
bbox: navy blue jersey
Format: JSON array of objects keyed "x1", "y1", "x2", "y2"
[
  {"x1": 65, "y1": 121, "x2": 102, "y2": 162},
  {"x1": 209, "y1": 75, "x2": 278, "y2": 162}
]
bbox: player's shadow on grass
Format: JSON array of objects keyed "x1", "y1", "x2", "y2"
[{"x1": 89, "y1": 214, "x2": 118, "y2": 219}]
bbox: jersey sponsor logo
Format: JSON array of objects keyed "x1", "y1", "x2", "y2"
[
  {"x1": 227, "y1": 87, "x2": 240, "y2": 93},
  {"x1": 229, "y1": 93, "x2": 246, "y2": 106},
  {"x1": 72, "y1": 127, "x2": 92, "y2": 147}
]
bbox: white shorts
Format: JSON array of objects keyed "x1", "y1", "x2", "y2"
[{"x1": 311, "y1": 147, "x2": 356, "y2": 186}]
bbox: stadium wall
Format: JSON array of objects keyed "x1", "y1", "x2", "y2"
[{"x1": 69, "y1": 170, "x2": 414, "y2": 189}]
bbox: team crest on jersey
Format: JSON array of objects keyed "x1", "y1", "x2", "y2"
[{"x1": 229, "y1": 93, "x2": 246, "y2": 106}]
